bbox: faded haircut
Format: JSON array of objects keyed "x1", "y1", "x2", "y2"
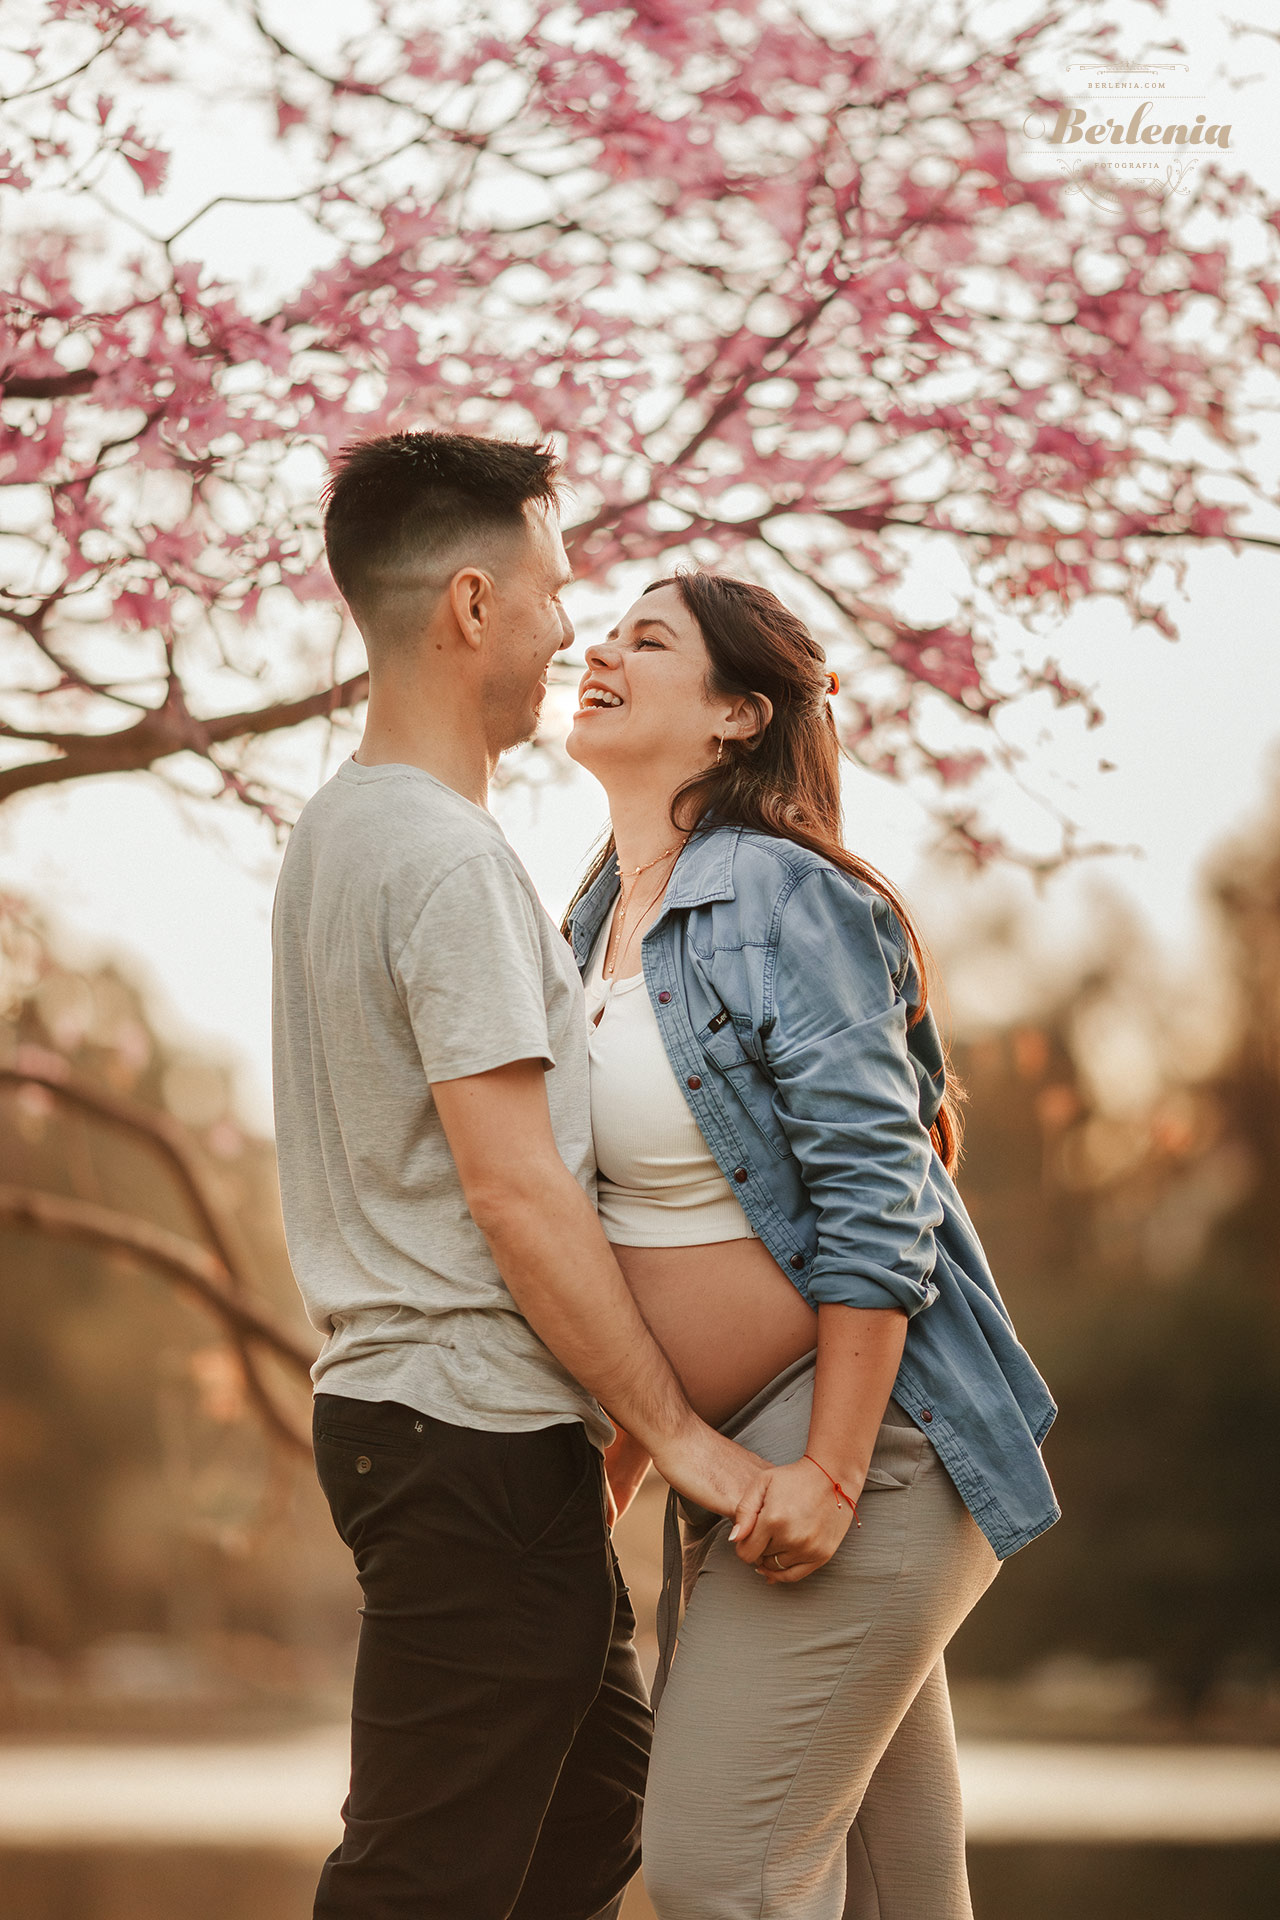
[{"x1": 321, "y1": 430, "x2": 563, "y2": 640}]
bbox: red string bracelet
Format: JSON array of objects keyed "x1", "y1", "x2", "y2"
[{"x1": 803, "y1": 1453, "x2": 861, "y2": 1527}]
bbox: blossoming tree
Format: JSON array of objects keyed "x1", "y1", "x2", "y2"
[{"x1": 2, "y1": 0, "x2": 1277, "y2": 855}]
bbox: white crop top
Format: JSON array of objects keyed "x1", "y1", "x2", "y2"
[{"x1": 583, "y1": 899, "x2": 757, "y2": 1247}]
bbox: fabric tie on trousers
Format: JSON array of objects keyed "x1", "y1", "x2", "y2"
[
  {"x1": 652, "y1": 1486, "x2": 683, "y2": 1711},
  {"x1": 651, "y1": 1352, "x2": 819, "y2": 1710}
]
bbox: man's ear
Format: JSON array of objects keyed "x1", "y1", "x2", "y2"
[
  {"x1": 447, "y1": 566, "x2": 496, "y2": 651},
  {"x1": 726, "y1": 691, "x2": 773, "y2": 749}
]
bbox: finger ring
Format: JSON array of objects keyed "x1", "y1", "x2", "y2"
[{"x1": 768, "y1": 1552, "x2": 784, "y2": 1569}]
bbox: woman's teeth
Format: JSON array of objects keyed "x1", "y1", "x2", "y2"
[{"x1": 581, "y1": 690, "x2": 624, "y2": 709}]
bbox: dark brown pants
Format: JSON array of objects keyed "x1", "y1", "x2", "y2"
[{"x1": 313, "y1": 1394, "x2": 650, "y2": 1920}]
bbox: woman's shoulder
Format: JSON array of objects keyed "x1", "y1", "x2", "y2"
[
  {"x1": 695, "y1": 827, "x2": 908, "y2": 981},
  {"x1": 719, "y1": 827, "x2": 889, "y2": 914}
]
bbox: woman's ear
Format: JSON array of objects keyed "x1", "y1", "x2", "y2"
[{"x1": 724, "y1": 692, "x2": 773, "y2": 749}]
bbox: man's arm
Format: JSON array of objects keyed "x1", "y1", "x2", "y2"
[{"x1": 432, "y1": 1057, "x2": 768, "y2": 1527}]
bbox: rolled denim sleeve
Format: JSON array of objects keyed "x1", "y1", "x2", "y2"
[{"x1": 763, "y1": 868, "x2": 942, "y2": 1317}]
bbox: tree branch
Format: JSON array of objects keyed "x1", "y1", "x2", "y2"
[
  {"x1": 0, "y1": 1060, "x2": 318, "y2": 1454},
  {"x1": 0, "y1": 1185, "x2": 315, "y2": 1398},
  {"x1": 2, "y1": 1059, "x2": 254, "y2": 1289},
  {"x1": 1, "y1": 370, "x2": 99, "y2": 400},
  {"x1": 200, "y1": 669, "x2": 368, "y2": 744},
  {"x1": 0, "y1": 669, "x2": 368, "y2": 803}
]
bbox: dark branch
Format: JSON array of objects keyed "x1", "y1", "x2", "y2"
[
  {"x1": 0, "y1": 669, "x2": 369, "y2": 804},
  {"x1": 0, "y1": 1186, "x2": 315, "y2": 1392},
  {"x1": 1, "y1": 370, "x2": 99, "y2": 400},
  {"x1": 1, "y1": 1060, "x2": 255, "y2": 1292},
  {"x1": 200, "y1": 669, "x2": 369, "y2": 744},
  {"x1": 0, "y1": 1061, "x2": 317, "y2": 1453}
]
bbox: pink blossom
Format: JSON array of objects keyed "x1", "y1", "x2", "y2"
[
  {"x1": 275, "y1": 96, "x2": 308, "y2": 136},
  {"x1": 0, "y1": 150, "x2": 32, "y2": 190},
  {"x1": 118, "y1": 125, "x2": 169, "y2": 193},
  {"x1": 113, "y1": 583, "x2": 171, "y2": 630},
  {"x1": 0, "y1": 0, "x2": 1274, "y2": 864}
]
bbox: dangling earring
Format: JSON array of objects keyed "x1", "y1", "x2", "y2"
[{"x1": 715, "y1": 736, "x2": 723, "y2": 766}]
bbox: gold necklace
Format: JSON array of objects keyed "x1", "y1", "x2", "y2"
[
  {"x1": 623, "y1": 841, "x2": 683, "y2": 880},
  {"x1": 604, "y1": 843, "x2": 684, "y2": 979}
]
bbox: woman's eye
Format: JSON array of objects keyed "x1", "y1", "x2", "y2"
[{"x1": 634, "y1": 637, "x2": 661, "y2": 649}]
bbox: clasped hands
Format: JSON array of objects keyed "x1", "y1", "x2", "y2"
[
  {"x1": 729, "y1": 1457, "x2": 857, "y2": 1584},
  {"x1": 604, "y1": 1434, "x2": 857, "y2": 1587}
]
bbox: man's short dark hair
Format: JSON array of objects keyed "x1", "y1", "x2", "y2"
[{"x1": 321, "y1": 430, "x2": 563, "y2": 632}]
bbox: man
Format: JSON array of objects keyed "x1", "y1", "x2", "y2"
[{"x1": 271, "y1": 430, "x2": 768, "y2": 1920}]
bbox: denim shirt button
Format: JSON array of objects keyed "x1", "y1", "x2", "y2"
[
  {"x1": 920, "y1": 1408, "x2": 933, "y2": 1424},
  {"x1": 686, "y1": 1075, "x2": 702, "y2": 1090},
  {"x1": 733, "y1": 1167, "x2": 748, "y2": 1183},
  {"x1": 657, "y1": 991, "x2": 671, "y2": 1003},
  {"x1": 789, "y1": 1253, "x2": 805, "y2": 1270}
]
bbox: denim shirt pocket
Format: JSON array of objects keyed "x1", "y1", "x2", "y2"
[
  {"x1": 698, "y1": 1011, "x2": 756, "y2": 1073},
  {"x1": 697, "y1": 1013, "x2": 790, "y2": 1158}
]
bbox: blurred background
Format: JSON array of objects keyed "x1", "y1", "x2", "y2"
[
  {"x1": 3, "y1": 768, "x2": 1280, "y2": 1918},
  {"x1": 2, "y1": 0, "x2": 1279, "y2": 1915}
]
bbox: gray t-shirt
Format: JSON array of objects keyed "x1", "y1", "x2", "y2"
[{"x1": 271, "y1": 758, "x2": 610, "y2": 1448}]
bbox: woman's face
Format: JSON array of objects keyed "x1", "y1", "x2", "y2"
[{"x1": 566, "y1": 582, "x2": 737, "y2": 786}]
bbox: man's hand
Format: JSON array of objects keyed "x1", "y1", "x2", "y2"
[
  {"x1": 652, "y1": 1423, "x2": 772, "y2": 1539},
  {"x1": 732, "y1": 1457, "x2": 856, "y2": 1584}
]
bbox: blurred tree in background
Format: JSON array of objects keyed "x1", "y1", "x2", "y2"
[
  {"x1": 1, "y1": 0, "x2": 1278, "y2": 1742},
  {"x1": 4, "y1": 777, "x2": 1279, "y2": 1736},
  {"x1": 948, "y1": 783, "x2": 1280, "y2": 1728},
  {"x1": 0, "y1": 899, "x2": 353, "y2": 1734}
]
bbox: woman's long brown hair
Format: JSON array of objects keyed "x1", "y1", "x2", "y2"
[{"x1": 562, "y1": 570, "x2": 963, "y2": 1172}]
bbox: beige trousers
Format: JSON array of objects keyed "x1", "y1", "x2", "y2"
[{"x1": 641, "y1": 1358, "x2": 999, "y2": 1920}]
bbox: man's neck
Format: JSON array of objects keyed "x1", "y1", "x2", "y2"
[{"x1": 355, "y1": 692, "x2": 493, "y2": 811}]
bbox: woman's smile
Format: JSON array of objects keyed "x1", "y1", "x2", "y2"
[{"x1": 575, "y1": 677, "x2": 627, "y2": 715}]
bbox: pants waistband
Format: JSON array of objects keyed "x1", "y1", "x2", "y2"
[{"x1": 653, "y1": 1356, "x2": 916, "y2": 1711}]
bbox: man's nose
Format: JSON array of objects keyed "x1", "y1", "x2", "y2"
[{"x1": 558, "y1": 601, "x2": 575, "y2": 648}]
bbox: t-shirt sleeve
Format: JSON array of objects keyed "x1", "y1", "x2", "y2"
[{"x1": 394, "y1": 851, "x2": 556, "y2": 1082}]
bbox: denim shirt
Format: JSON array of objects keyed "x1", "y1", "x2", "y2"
[{"x1": 567, "y1": 824, "x2": 1059, "y2": 1559}]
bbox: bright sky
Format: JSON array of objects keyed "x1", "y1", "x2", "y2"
[{"x1": 1, "y1": 0, "x2": 1277, "y2": 1132}]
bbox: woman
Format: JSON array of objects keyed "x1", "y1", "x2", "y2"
[{"x1": 562, "y1": 571, "x2": 1058, "y2": 1920}]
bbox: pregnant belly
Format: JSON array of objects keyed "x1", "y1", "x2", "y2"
[{"x1": 612, "y1": 1237, "x2": 818, "y2": 1428}]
